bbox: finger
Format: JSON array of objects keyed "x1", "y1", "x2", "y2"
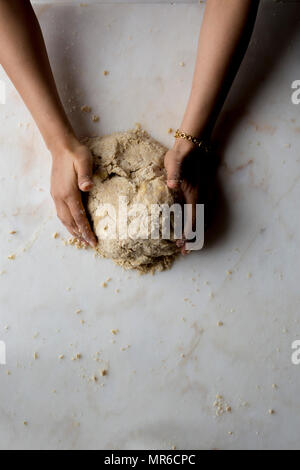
[
  {"x1": 67, "y1": 195, "x2": 97, "y2": 248},
  {"x1": 56, "y1": 200, "x2": 87, "y2": 243},
  {"x1": 164, "y1": 154, "x2": 182, "y2": 190},
  {"x1": 74, "y1": 152, "x2": 94, "y2": 192},
  {"x1": 180, "y1": 181, "x2": 198, "y2": 255},
  {"x1": 56, "y1": 200, "x2": 78, "y2": 236}
]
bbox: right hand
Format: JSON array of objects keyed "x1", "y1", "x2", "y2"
[{"x1": 50, "y1": 139, "x2": 97, "y2": 248}]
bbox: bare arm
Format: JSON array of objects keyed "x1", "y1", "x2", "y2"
[
  {"x1": 0, "y1": 0, "x2": 97, "y2": 247},
  {"x1": 165, "y1": 0, "x2": 260, "y2": 252}
]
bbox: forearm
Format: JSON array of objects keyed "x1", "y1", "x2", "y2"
[
  {"x1": 0, "y1": 0, "x2": 75, "y2": 153},
  {"x1": 179, "y1": 0, "x2": 260, "y2": 141}
]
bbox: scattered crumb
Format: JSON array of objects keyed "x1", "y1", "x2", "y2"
[
  {"x1": 59, "y1": 355, "x2": 64, "y2": 360},
  {"x1": 103, "y1": 70, "x2": 109, "y2": 76},
  {"x1": 179, "y1": 61, "x2": 185, "y2": 67},
  {"x1": 65, "y1": 237, "x2": 88, "y2": 250},
  {"x1": 213, "y1": 395, "x2": 232, "y2": 417},
  {"x1": 102, "y1": 277, "x2": 112, "y2": 288},
  {"x1": 81, "y1": 105, "x2": 91, "y2": 113},
  {"x1": 171, "y1": 445, "x2": 176, "y2": 450},
  {"x1": 92, "y1": 115, "x2": 100, "y2": 123},
  {"x1": 75, "y1": 309, "x2": 82, "y2": 314},
  {"x1": 8, "y1": 254, "x2": 16, "y2": 260},
  {"x1": 100, "y1": 369, "x2": 108, "y2": 376},
  {"x1": 9, "y1": 230, "x2": 17, "y2": 235},
  {"x1": 23, "y1": 421, "x2": 28, "y2": 426},
  {"x1": 272, "y1": 384, "x2": 278, "y2": 389},
  {"x1": 111, "y1": 329, "x2": 119, "y2": 335},
  {"x1": 33, "y1": 352, "x2": 38, "y2": 360},
  {"x1": 268, "y1": 409, "x2": 275, "y2": 415},
  {"x1": 72, "y1": 353, "x2": 82, "y2": 361},
  {"x1": 52, "y1": 232, "x2": 59, "y2": 239},
  {"x1": 168, "y1": 128, "x2": 173, "y2": 134},
  {"x1": 217, "y1": 321, "x2": 224, "y2": 327}
]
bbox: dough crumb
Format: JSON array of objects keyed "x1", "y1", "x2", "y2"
[
  {"x1": 72, "y1": 353, "x2": 82, "y2": 361},
  {"x1": 8, "y1": 254, "x2": 16, "y2": 260},
  {"x1": 213, "y1": 395, "x2": 232, "y2": 417},
  {"x1": 10, "y1": 230, "x2": 17, "y2": 235},
  {"x1": 52, "y1": 232, "x2": 59, "y2": 239},
  {"x1": 103, "y1": 70, "x2": 109, "y2": 76},
  {"x1": 92, "y1": 115, "x2": 100, "y2": 123},
  {"x1": 268, "y1": 409, "x2": 275, "y2": 415},
  {"x1": 33, "y1": 352, "x2": 38, "y2": 360},
  {"x1": 100, "y1": 369, "x2": 108, "y2": 376},
  {"x1": 168, "y1": 128, "x2": 173, "y2": 134},
  {"x1": 111, "y1": 329, "x2": 119, "y2": 335},
  {"x1": 81, "y1": 105, "x2": 91, "y2": 113},
  {"x1": 217, "y1": 321, "x2": 224, "y2": 327}
]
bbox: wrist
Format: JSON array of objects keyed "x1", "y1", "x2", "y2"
[
  {"x1": 172, "y1": 136, "x2": 195, "y2": 156},
  {"x1": 48, "y1": 131, "x2": 81, "y2": 158}
]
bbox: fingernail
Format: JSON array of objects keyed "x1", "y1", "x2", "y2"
[{"x1": 80, "y1": 181, "x2": 93, "y2": 191}]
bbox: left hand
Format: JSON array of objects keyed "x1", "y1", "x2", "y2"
[{"x1": 164, "y1": 139, "x2": 208, "y2": 255}]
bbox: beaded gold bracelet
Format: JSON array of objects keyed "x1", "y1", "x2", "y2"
[{"x1": 174, "y1": 129, "x2": 210, "y2": 152}]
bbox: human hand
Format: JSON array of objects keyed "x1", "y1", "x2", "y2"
[
  {"x1": 164, "y1": 139, "x2": 214, "y2": 255},
  {"x1": 50, "y1": 139, "x2": 97, "y2": 248}
]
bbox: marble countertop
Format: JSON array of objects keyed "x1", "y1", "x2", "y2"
[{"x1": 0, "y1": 0, "x2": 300, "y2": 450}]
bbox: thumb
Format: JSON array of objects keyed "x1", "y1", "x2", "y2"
[
  {"x1": 164, "y1": 151, "x2": 183, "y2": 190},
  {"x1": 75, "y1": 152, "x2": 93, "y2": 192}
]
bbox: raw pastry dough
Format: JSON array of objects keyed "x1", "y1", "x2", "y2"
[{"x1": 85, "y1": 128, "x2": 179, "y2": 273}]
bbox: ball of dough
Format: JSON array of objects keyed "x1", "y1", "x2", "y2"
[{"x1": 85, "y1": 128, "x2": 179, "y2": 273}]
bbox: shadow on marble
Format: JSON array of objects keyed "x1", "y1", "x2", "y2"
[{"x1": 213, "y1": 1, "x2": 300, "y2": 153}]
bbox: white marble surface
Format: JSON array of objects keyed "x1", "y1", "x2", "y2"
[{"x1": 0, "y1": 0, "x2": 300, "y2": 450}]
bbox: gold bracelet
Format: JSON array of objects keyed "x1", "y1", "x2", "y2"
[{"x1": 174, "y1": 129, "x2": 210, "y2": 152}]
